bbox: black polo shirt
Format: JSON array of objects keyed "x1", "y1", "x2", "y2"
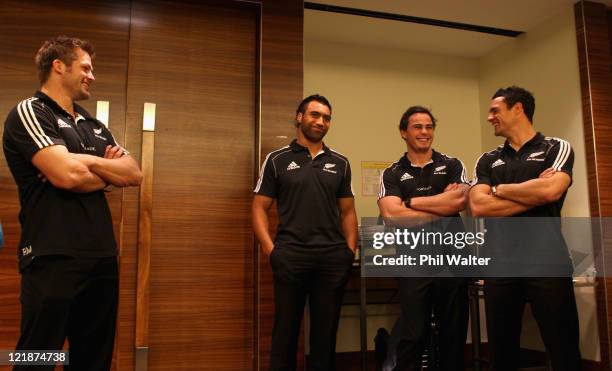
[
  {"x1": 254, "y1": 139, "x2": 354, "y2": 249},
  {"x1": 473, "y1": 132, "x2": 573, "y2": 217},
  {"x1": 378, "y1": 149, "x2": 469, "y2": 218},
  {"x1": 3, "y1": 91, "x2": 119, "y2": 270},
  {"x1": 473, "y1": 132, "x2": 575, "y2": 273},
  {"x1": 377, "y1": 150, "x2": 469, "y2": 274}
]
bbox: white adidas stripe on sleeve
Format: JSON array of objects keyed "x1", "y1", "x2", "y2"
[
  {"x1": 551, "y1": 138, "x2": 570, "y2": 171},
  {"x1": 17, "y1": 99, "x2": 54, "y2": 149}
]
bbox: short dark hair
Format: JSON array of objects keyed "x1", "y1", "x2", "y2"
[
  {"x1": 492, "y1": 86, "x2": 535, "y2": 123},
  {"x1": 399, "y1": 106, "x2": 437, "y2": 131},
  {"x1": 35, "y1": 36, "x2": 95, "y2": 84},
  {"x1": 296, "y1": 94, "x2": 332, "y2": 115}
]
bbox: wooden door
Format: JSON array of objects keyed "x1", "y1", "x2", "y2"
[{"x1": 124, "y1": 1, "x2": 258, "y2": 369}]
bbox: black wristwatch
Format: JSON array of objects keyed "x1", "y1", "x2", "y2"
[{"x1": 404, "y1": 197, "x2": 412, "y2": 208}]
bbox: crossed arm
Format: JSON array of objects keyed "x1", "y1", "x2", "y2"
[
  {"x1": 468, "y1": 168, "x2": 571, "y2": 217},
  {"x1": 32, "y1": 144, "x2": 143, "y2": 193},
  {"x1": 377, "y1": 183, "x2": 469, "y2": 226}
]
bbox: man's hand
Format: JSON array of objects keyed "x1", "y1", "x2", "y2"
[
  {"x1": 391, "y1": 183, "x2": 468, "y2": 217},
  {"x1": 444, "y1": 183, "x2": 459, "y2": 192},
  {"x1": 70, "y1": 150, "x2": 142, "y2": 187},
  {"x1": 104, "y1": 145, "x2": 124, "y2": 159},
  {"x1": 468, "y1": 184, "x2": 532, "y2": 217},
  {"x1": 494, "y1": 168, "x2": 570, "y2": 206},
  {"x1": 262, "y1": 244, "x2": 274, "y2": 258},
  {"x1": 31, "y1": 145, "x2": 106, "y2": 192},
  {"x1": 539, "y1": 167, "x2": 556, "y2": 179}
]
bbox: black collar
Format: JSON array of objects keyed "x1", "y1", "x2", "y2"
[
  {"x1": 398, "y1": 149, "x2": 444, "y2": 169},
  {"x1": 33, "y1": 91, "x2": 93, "y2": 120},
  {"x1": 289, "y1": 139, "x2": 331, "y2": 156},
  {"x1": 502, "y1": 132, "x2": 544, "y2": 154}
]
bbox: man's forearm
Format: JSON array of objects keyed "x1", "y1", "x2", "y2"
[
  {"x1": 67, "y1": 164, "x2": 107, "y2": 193},
  {"x1": 379, "y1": 204, "x2": 438, "y2": 228},
  {"x1": 71, "y1": 153, "x2": 142, "y2": 187},
  {"x1": 469, "y1": 191, "x2": 532, "y2": 217},
  {"x1": 496, "y1": 178, "x2": 561, "y2": 206},
  {"x1": 340, "y1": 208, "x2": 358, "y2": 252},
  {"x1": 410, "y1": 188, "x2": 467, "y2": 216},
  {"x1": 252, "y1": 206, "x2": 274, "y2": 254},
  {"x1": 381, "y1": 205, "x2": 437, "y2": 219}
]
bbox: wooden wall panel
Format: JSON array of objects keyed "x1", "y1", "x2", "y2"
[
  {"x1": 115, "y1": 1, "x2": 304, "y2": 369},
  {"x1": 124, "y1": 1, "x2": 258, "y2": 369},
  {"x1": 258, "y1": 0, "x2": 304, "y2": 369},
  {"x1": 0, "y1": 2, "x2": 130, "y2": 370},
  {"x1": 575, "y1": 1, "x2": 612, "y2": 369},
  {"x1": 609, "y1": 11, "x2": 612, "y2": 55}
]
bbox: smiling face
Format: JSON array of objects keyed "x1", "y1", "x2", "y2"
[
  {"x1": 296, "y1": 101, "x2": 331, "y2": 143},
  {"x1": 60, "y1": 48, "x2": 95, "y2": 101},
  {"x1": 488, "y1": 96, "x2": 518, "y2": 137},
  {"x1": 400, "y1": 112, "x2": 435, "y2": 153}
]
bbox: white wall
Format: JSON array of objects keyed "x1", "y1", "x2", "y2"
[{"x1": 304, "y1": 40, "x2": 482, "y2": 218}]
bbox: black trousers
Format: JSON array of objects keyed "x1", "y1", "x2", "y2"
[
  {"x1": 268, "y1": 245, "x2": 355, "y2": 371},
  {"x1": 484, "y1": 277, "x2": 581, "y2": 371},
  {"x1": 14, "y1": 255, "x2": 119, "y2": 371},
  {"x1": 393, "y1": 277, "x2": 469, "y2": 371}
]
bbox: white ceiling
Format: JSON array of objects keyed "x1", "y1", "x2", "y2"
[{"x1": 305, "y1": 0, "x2": 612, "y2": 58}]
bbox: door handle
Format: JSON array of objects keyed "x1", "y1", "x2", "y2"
[{"x1": 136, "y1": 102, "x2": 156, "y2": 371}]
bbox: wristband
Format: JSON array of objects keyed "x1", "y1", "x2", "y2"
[
  {"x1": 491, "y1": 185, "x2": 498, "y2": 197},
  {"x1": 404, "y1": 197, "x2": 412, "y2": 208}
]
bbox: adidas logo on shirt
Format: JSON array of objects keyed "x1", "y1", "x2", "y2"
[
  {"x1": 491, "y1": 159, "x2": 506, "y2": 168},
  {"x1": 400, "y1": 172, "x2": 413, "y2": 182},
  {"x1": 287, "y1": 161, "x2": 300, "y2": 171}
]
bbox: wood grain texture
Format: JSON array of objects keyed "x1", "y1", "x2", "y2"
[
  {"x1": 258, "y1": 0, "x2": 305, "y2": 369},
  {"x1": 136, "y1": 131, "x2": 155, "y2": 347},
  {"x1": 125, "y1": 1, "x2": 258, "y2": 369},
  {"x1": 0, "y1": 2, "x2": 130, "y2": 370},
  {"x1": 575, "y1": 2, "x2": 612, "y2": 369}
]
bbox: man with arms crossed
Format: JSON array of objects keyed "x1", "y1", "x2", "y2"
[
  {"x1": 3, "y1": 36, "x2": 142, "y2": 370},
  {"x1": 377, "y1": 106, "x2": 470, "y2": 371},
  {"x1": 252, "y1": 94, "x2": 358, "y2": 371},
  {"x1": 469, "y1": 86, "x2": 581, "y2": 370}
]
